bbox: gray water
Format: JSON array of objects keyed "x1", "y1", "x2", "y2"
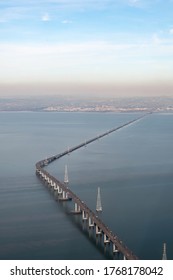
[{"x1": 0, "y1": 112, "x2": 173, "y2": 260}]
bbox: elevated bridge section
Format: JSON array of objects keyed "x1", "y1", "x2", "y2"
[{"x1": 36, "y1": 114, "x2": 147, "y2": 259}]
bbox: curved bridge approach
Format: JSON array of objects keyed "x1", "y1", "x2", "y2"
[{"x1": 35, "y1": 115, "x2": 146, "y2": 260}]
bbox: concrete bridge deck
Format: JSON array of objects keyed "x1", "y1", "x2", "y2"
[{"x1": 35, "y1": 115, "x2": 147, "y2": 259}]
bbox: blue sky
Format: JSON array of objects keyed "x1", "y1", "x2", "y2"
[{"x1": 0, "y1": 0, "x2": 173, "y2": 97}]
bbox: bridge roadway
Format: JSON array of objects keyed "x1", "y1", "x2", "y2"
[{"x1": 36, "y1": 114, "x2": 147, "y2": 260}]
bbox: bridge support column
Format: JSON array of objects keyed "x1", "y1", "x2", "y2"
[
  {"x1": 88, "y1": 217, "x2": 94, "y2": 227},
  {"x1": 54, "y1": 184, "x2": 59, "y2": 191},
  {"x1": 75, "y1": 203, "x2": 79, "y2": 212},
  {"x1": 50, "y1": 180, "x2": 54, "y2": 187},
  {"x1": 62, "y1": 191, "x2": 67, "y2": 199},
  {"x1": 96, "y1": 225, "x2": 102, "y2": 235},
  {"x1": 104, "y1": 233, "x2": 110, "y2": 244},
  {"x1": 71, "y1": 203, "x2": 81, "y2": 214},
  {"x1": 59, "y1": 191, "x2": 71, "y2": 201},
  {"x1": 58, "y1": 187, "x2": 62, "y2": 194},
  {"x1": 49, "y1": 179, "x2": 52, "y2": 185},
  {"x1": 113, "y1": 244, "x2": 119, "y2": 253},
  {"x1": 82, "y1": 210, "x2": 88, "y2": 220}
]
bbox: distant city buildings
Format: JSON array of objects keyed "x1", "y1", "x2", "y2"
[{"x1": 0, "y1": 96, "x2": 173, "y2": 112}]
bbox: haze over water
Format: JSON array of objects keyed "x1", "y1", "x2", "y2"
[{"x1": 0, "y1": 112, "x2": 173, "y2": 260}]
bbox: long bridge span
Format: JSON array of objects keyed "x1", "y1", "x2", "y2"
[{"x1": 35, "y1": 114, "x2": 147, "y2": 260}]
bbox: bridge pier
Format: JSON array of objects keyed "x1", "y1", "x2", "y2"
[
  {"x1": 62, "y1": 190, "x2": 67, "y2": 199},
  {"x1": 74, "y1": 202, "x2": 81, "y2": 214},
  {"x1": 82, "y1": 210, "x2": 88, "y2": 220},
  {"x1": 50, "y1": 180, "x2": 54, "y2": 187},
  {"x1": 75, "y1": 203, "x2": 80, "y2": 212},
  {"x1": 104, "y1": 233, "x2": 110, "y2": 244},
  {"x1": 58, "y1": 187, "x2": 62, "y2": 194},
  {"x1": 88, "y1": 217, "x2": 94, "y2": 227},
  {"x1": 113, "y1": 243, "x2": 119, "y2": 253},
  {"x1": 70, "y1": 203, "x2": 81, "y2": 214},
  {"x1": 59, "y1": 190, "x2": 71, "y2": 201},
  {"x1": 54, "y1": 184, "x2": 59, "y2": 191},
  {"x1": 44, "y1": 176, "x2": 49, "y2": 183},
  {"x1": 96, "y1": 225, "x2": 102, "y2": 235}
]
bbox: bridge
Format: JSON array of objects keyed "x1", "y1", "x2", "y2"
[{"x1": 35, "y1": 115, "x2": 147, "y2": 260}]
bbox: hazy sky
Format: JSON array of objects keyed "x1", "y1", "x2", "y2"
[{"x1": 0, "y1": 0, "x2": 173, "y2": 97}]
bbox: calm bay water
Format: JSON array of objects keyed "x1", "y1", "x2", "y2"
[{"x1": 0, "y1": 112, "x2": 173, "y2": 260}]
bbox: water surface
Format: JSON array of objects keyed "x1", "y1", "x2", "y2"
[{"x1": 0, "y1": 112, "x2": 172, "y2": 260}]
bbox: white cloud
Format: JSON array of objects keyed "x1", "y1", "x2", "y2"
[
  {"x1": 128, "y1": 0, "x2": 140, "y2": 5},
  {"x1": 0, "y1": 41, "x2": 139, "y2": 57},
  {"x1": 1, "y1": 38, "x2": 173, "y2": 59},
  {"x1": 152, "y1": 33, "x2": 162, "y2": 45},
  {"x1": 1, "y1": 38, "x2": 173, "y2": 85},
  {"x1": 120, "y1": 0, "x2": 143, "y2": 8},
  {"x1": 126, "y1": 0, "x2": 160, "y2": 8},
  {"x1": 0, "y1": 7, "x2": 28, "y2": 22},
  {"x1": 61, "y1": 19, "x2": 73, "y2": 24},
  {"x1": 169, "y1": 28, "x2": 173, "y2": 35},
  {"x1": 0, "y1": 0, "x2": 147, "y2": 16},
  {"x1": 41, "y1": 13, "x2": 50, "y2": 21}
]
